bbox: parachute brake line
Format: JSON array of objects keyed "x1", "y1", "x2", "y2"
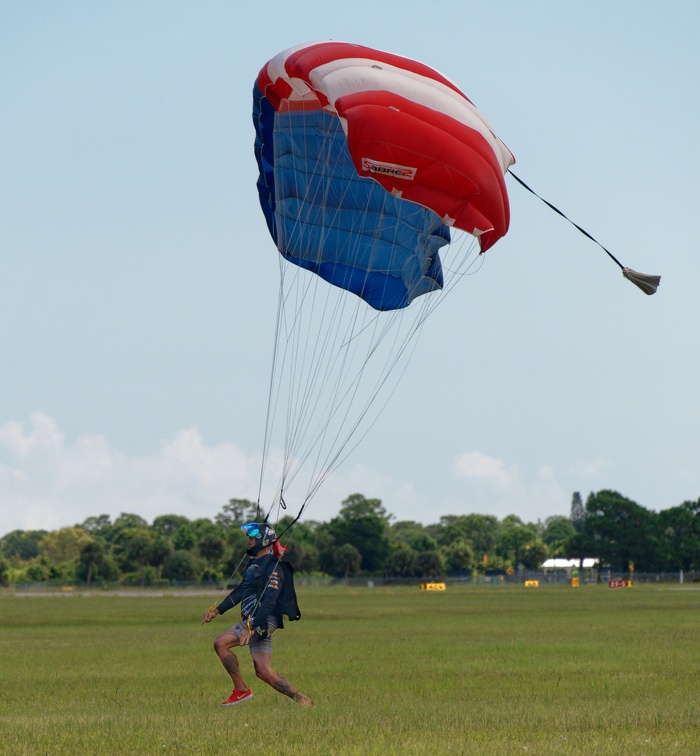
[
  {"x1": 507, "y1": 170, "x2": 660, "y2": 295},
  {"x1": 262, "y1": 492, "x2": 287, "y2": 527}
]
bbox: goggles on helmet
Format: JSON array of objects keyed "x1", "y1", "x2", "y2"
[{"x1": 241, "y1": 523, "x2": 262, "y2": 539}]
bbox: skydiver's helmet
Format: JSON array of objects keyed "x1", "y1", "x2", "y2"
[{"x1": 241, "y1": 522, "x2": 277, "y2": 557}]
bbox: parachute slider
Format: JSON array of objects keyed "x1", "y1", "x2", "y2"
[{"x1": 508, "y1": 170, "x2": 660, "y2": 295}]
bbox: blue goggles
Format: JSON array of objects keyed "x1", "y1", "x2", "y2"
[{"x1": 240, "y1": 523, "x2": 262, "y2": 539}]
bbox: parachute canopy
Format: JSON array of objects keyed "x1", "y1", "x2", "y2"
[
  {"x1": 253, "y1": 41, "x2": 514, "y2": 311},
  {"x1": 251, "y1": 43, "x2": 514, "y2": 520}
]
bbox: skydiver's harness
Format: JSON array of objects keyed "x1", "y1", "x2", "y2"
[
  {"x1": 206, "y1": 496, "x2": 307, "y2": 637},
  {"x1": 216, "y1": 553, "x2": 300, "y2": 642}
]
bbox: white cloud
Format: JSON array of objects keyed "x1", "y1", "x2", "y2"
[
  {"x1": 451, "y1": 450, "x2": 568, "y2": 522},
  {"x1": 0, "y1": 413, "x2": 64, "y2": 456},
  {"x1": 309, "y1": 462, "x2": 420, "y2": 524},
  {"x1": 0, "y1": 413, "x2": 420, "y2": 534},
  {"x1": 0, "y1": 411, "x2": 448, "y2": 529},
  {"x1": 0, "y1": 413, "x2": 264, "y2": 533},
  {"x1": 569, "y1": 456, "x2": 612, "y2": 480},
  {"x1": 453, "y1": 450, "x2": 515, "y2": 487},
  {"x1": 0, "y1": 416, "x2": 597, "y2": 535}
]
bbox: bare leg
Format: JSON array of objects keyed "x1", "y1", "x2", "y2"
[
  {"x1": 214, "y1": 629, "x2": 248, "y2": 692},
  {"x1": 251, "y1": 649, "x2": 315, "y2": 705}
]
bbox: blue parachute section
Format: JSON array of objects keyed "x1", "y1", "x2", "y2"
[{"x1": 253, "y1": 84, "x2": 450, "y2": 311}]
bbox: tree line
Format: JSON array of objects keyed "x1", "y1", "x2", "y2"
[{"x1": 1, "y1": 490, "x2": 699, "y2": 587}]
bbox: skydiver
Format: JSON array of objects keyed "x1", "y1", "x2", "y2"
[{"x1": 201, "y1": 522, "x2": 315, "y2": 706}]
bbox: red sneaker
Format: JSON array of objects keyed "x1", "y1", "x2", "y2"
[{"x1": 221, "y1": 688, "x2": 253, "y2": 706}]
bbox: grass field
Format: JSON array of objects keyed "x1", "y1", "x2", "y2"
[{"x1": 1, "y1": 583, "x2": 699, "y2": 754}]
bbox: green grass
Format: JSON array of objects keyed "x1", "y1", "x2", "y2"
[{"x1": 1, "y1": 584, "x2": 699, "y2": 754}]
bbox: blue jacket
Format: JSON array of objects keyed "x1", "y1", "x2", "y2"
[{"x1": 216, "y1": 554, "x2": 300, "y2": 636}]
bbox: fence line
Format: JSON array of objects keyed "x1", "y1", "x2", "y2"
[
  {"x1": 9, "y1": 570, "x2": 699, "y2": 593},
  {"x1": 295, "y1": 570, "x2": 700, "y2": 588}
]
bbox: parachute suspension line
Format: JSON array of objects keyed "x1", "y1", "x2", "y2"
[
  {"x1": 261, "y1": 235, "x2": 481, "y2": 532},
  {"x1": 263, "y1": 492, "x2": 286, "y2": 527},
  {"x1": 278, "y1": 259, "x2": 371, "y2": 497},
  {"x1": 306, "y1": 232, "x2": 485, "y2": 494},
  {"x1": 253, "y1": 96, "x2": 284, "y2": 518},
  {"x1": 301, "y1": 231, "x2": 480, "y2": 504},
  {"x1": 507, "y1": 170, "x2": 660, "y2": 295},
  {"x1": 287, "y1": 262, "x2": 348, "y2": 468},
  {"x1": 256, "y1": 108, "x2": 333, "y2": 516},
  {"x1": 438, "y1": 232, "x2": 484, "y2": 283},
  {"x1": 255, "y1": 112, "x2": 343, "y2": 524},
  {"x1": 303, "y1": 328, "x2": 422, "y2": 504},
  {"x1": 276, "y1": 120, "x2": 357, "y2": 494},
  {"x1": 257, "y1": 261, "x2": 289, "y2": 511},
  {"x1": 413, "y1": 232, "x2": 481, "y2": 325},
  {"x1": 297, "y1": 191, "x2": 412, "y2": 487},
  {"x1": 257, "y1": 109, "x2": 492, "y2": 535},
  {"x1": 300, "y1": 190, "x2": 399, "y2": 491},
  {"x1": 299, "y1": 193, "x2": 460, "y2": 504}
]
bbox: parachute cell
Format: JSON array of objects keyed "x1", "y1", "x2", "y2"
[{"x1": 253, "y1": 41, "x2": 514, "y2": 311}]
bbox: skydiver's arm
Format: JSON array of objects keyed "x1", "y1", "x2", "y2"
[{"x1": 216, "y1": 584, "x2": 243, "y2": 615}]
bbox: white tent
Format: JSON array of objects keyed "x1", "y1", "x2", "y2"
[{"x1": 542, "y1": 558, "x2": 599, "y2": 570}]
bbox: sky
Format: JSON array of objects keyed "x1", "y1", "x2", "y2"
[{"x1": 2, "y1": 1, "x2": 699, "y2": 535}]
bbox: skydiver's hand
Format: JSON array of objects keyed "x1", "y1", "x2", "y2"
[
  {"x1": 237, "y1": 625, "x2": 252, "y2": 646},
  {"x1": 201, "y1": 608, "x2": 220, "y2": 625},
  {"x1": 252, "y1": 625, "x2": 268, "y2": 641}
]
